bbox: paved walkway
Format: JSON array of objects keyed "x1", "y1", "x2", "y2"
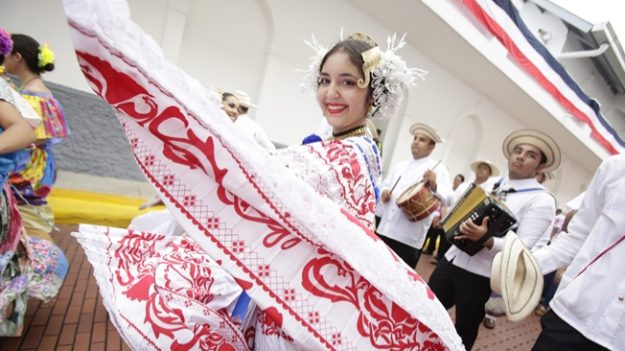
[{"x1": 1, "y1": 224, "x2": 542, "y2": 350}]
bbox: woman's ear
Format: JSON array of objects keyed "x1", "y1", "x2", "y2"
[{"x1": 11, "y1": 51, "x2": 22, "y2": 63}]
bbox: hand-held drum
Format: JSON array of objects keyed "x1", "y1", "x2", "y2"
[{"x1": 396, "y1": 182, "x2": 441, "y2": 221}]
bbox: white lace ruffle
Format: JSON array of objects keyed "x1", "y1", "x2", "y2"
[{"x1": 63, "y1": 0, "x2": 464, "y2": 349}]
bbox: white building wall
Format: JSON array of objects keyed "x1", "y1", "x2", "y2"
[
  {"x1": 1, "y1": 0, "x2": 596, "y2": 205},
  {"x1": 0, "y1": 0, "x2": 92, "y2": 91}
]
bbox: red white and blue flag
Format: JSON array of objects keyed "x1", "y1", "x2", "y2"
[{"x1": 463, "y1": 0, "x2": 625, "y2": 155}]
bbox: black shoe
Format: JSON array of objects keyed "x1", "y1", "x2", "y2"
[{"x1": 483, "y1": 316, "x2": 496, "y2": 329}]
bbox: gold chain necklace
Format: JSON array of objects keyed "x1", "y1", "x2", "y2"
[{"x1": 329, "y1": 125, "x2": 367, "y2": 141}]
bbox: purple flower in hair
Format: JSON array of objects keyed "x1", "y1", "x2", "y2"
[{"x1": 0, "y1": 28, "x2": 13, "y2": 56}]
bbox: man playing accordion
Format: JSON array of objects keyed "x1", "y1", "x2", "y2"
[{"x1": 428, "y1": 129, "x2": 560, "y2": 350}]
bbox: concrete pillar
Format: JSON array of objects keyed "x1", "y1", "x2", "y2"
[{"x1": 161, "y1": 0, "x2": 189, "y2": 63}]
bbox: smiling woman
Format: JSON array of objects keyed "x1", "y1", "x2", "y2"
[
  {"x1": 63, "y1": 0, "x2": 465, "y2": 348},
  {"x1": 316, "y1": 39, "x2": 373, "y2": 134},
  {"x1": 304, "y1": 32, "x2": 425, "y2": 140}
]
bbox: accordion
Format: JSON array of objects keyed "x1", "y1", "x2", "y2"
[{"x1": 441, "y1": 183, "x2": 517, "y2": 256}]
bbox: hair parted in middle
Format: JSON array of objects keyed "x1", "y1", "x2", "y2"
[{"x1": 301, "y1": 31, "x2": 427, "y2": 120}]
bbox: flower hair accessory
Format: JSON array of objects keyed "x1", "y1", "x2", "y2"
[
  {"x1": 38, "y1": 43, "x2": 55, "y2": 68},
  {"x1": 0, "y1": 28, "x2": 12, "y2": 56},
  {"x1": 300, "y1": 32, "x2": 427, "y2": 120},
  {"x1": 358, "y1": 46, "x2": 381, "y2": 88},
  {"x1": 345, "y1": 32, "x2": 382, "y2": 89}
]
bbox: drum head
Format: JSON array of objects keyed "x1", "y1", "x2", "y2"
[{"x1": 397, "y1": 182, "x2": 424, "y2": 204}]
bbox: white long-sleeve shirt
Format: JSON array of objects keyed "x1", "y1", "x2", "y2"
[
  {"x1": 445, "y1": 177, "x2": 555, "y2": 277},
  {"x1": 451, "y1": 177, "x2": 498, "y2": 205},
  {"x1": 533, "y1": 155, "x2": 625, "y2": 350},
  {"x1": 233, "y1": 115, "x2": 275, "y2": 150},
  {"x1": 376, "y1": 157, "x2": 453, "y2": 249}
]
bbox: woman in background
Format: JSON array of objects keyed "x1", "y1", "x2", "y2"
[
  {"x1": 0, "y1": 29, "x2": 67, "y2": 337},
  {"x1": 221, "y1": 91, "x2": 240, "y2": 121},
  {"x1": 3, "y1": 33, "x2": 70, "y2": 243}
]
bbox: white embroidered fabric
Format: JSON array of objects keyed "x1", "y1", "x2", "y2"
[{"x1": 63, "y1": 0, "x2": 464, "y2": 350}]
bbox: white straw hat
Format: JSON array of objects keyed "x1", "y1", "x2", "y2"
[
  {"x1": 502, "y1": 129, "x2": 561, "y2": 173},
  {"x1": 491, "y1": 231, "x2": 543, "y2": 322},
  {"x1": 233, "y1": 90, "x2": 257, "y2": 109},
  {"x1": 470, "y1": 160, "x2": 500, "y2": 177},
  {"x1": 409, "y1": 122, "x2": 445, "y2": 143}
]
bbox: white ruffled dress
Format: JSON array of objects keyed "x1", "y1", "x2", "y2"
[{"x1": 63, "y1": 0, "x2": 465, "y2": 350}]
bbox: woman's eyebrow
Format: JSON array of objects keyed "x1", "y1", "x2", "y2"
[{"x1": 319, "y1": 72, "x2": 358, "y2": 78}]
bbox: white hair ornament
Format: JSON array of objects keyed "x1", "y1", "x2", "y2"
[{"x1": 300, "y1": 32, "x2": 427, "y2": 120}]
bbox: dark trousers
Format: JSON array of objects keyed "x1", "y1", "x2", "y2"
[
  {"x1": 422, "y1": 226, "x2": 440, "y2": 254},
  {"x1": 436, "y1": 230, "x2": 451, "y2": 261},
  {"x1": 539, "y1": 271, "x2": 557, "y2": 306},
  {"x1": 533, "y1": 310, "x2": 609, "y2": 351},
  {"x1": 428, "y1": 258, "x2": 491, "y2": 350},
  {"x1": 377, "y1": 234, "x2": 422, "y2": 269},
  {"x1": 375, "y1": 215, "x2": 382, "y2": 229}
]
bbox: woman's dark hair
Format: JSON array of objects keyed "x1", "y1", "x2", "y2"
[
  {"x1": 0, "y1": 54, "x2": 4, "y2": 65},
  {"x1": 11, "y1": 33, "x2": 55, "y2": 74},
  {"x1": 319, "y1": 39, "x2": 375, "y2": 86},
  {"x1": 221, "y1": 92, "x2": 236, "y2": 102}
]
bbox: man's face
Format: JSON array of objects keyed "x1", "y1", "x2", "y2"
[
  {"x1": 453, "y1": 176, "x2": 463, "y2": 189},
  {"x1": 476, "y1": 163, "x2": 493, "y2": 180},
  {"x1": 508, "y1": 144, "x2": 545, "y2": 180},
  {"x1": 411, "y1": 133, "x2": 435, "y2": 159}
]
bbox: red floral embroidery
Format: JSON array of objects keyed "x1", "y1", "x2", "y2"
[{"x1": 302, "y1": 252, "x2": 445, "y2": 349}]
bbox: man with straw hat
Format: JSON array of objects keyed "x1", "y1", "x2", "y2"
[
  {"x1": 428, "y1": 129, "x2": 560, "y2": 350},
  {"x1": 375, "y1": 122, "x2": 454, "y2": 269},
  {"x1": 232, "y1": 90, "x2": 275, "y2": 150},
  {"x1": 426, "y1": 159, "x2": 501, "y2": 263},
  {"x1": 454, "y1": 159, "x2": 500, "y2": 201},
  {"x1": 454, "y1": 159, "x2": 501, "y2": 327},
  {"x1": 531, "y1": 154, "x2": 625, "y2": 351}
]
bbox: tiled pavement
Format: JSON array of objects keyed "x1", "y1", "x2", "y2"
[
  {"x1": 0, "y1": 225, "x2": 129, "y2": 351},
  {"x1": 1, "y1": 224, "x2": 542, "y2": 350}
]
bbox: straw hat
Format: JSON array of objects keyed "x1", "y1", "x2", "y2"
[
  {"x1": 491, "y1": 231, "x2": 544, "y2": 322},
  {"x1": 409, "y1": 122, "x2": 445, "y2": 143},
  {"x1": 214, "y1": 87, "x2": 226, "y2": 97},
  {"x1": 233, "y1": 90, "x2": 257, "y2": 109},
  {"x1": 470, "y1": 160, "x2": 500, "y2": 177},
  {"x1": 502, "y1": 129, "x2": 561, "y2": 172}
]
